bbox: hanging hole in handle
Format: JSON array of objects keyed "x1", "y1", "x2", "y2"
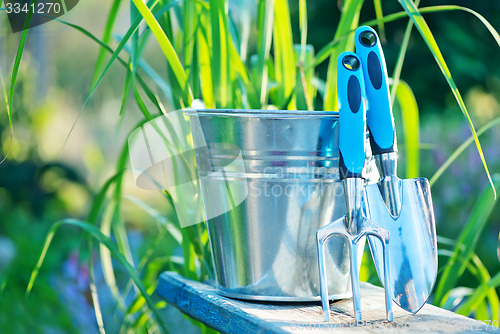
[
  {"x1": 359, "y1": 30, "x2": 377, "y2": 47},
  {"x1": 342, "y1": 55, "x2": 360, "y2": 71}
]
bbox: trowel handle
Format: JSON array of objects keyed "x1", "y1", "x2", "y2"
[
  {"x1": 337, "y1": 52, "x2": 367, "y2": 180},
  {"x1": 355, "y1": 26, "x2": 396, "y2": 155}
]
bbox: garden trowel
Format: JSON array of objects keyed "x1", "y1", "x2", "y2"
[
  {"x1": 354, "y1": 26, "x2": 438, "y2": 313},
  {"x1": 316, "y1": 52, "x2": 393, "y2": 322}
]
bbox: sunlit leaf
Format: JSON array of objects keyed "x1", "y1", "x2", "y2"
[
  {"x1": 255, "y1": 0, "x2": 275, "y2": 106},
  {"x1": 398, "y1": 0, "x2": 496, "y2": 198},
  {"x1": 434, "y1": 178, "x2": 500, "y2": 306},
  {"x1": 272, "y1": 0, "x2": 295, "y2": 109},
  {"x1": 394, "y1": 80, "x2": 419, "y2": 178},
  {"x1": 209, "y1": 0, "x2": 231, "y2": 108},
  {"x1": 196, "y1": 9, "x2": 215, "y2": 108},
  {"x1": 455, "y1": 255, "x2": 499, "y2": 321},
  {"x1": 131, "y1": 0, "x2": 192, "y2": 104},
  {"x1": 372, "y1": 0, "x2": 385, "y2": 41}
]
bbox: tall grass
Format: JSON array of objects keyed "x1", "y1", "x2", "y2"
[{"x1": 2, "y1": 0, "x2": 499, "y2": 331}]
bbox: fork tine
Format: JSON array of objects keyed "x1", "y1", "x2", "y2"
[{"x1": 348, "y1": 239, "x2": 363, "y2": 322}]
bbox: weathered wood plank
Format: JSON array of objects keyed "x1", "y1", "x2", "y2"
[{"x1": 156, "y1": 271, "x2": 498, "y2": 333}]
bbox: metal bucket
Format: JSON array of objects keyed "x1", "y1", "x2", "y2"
[{"x1": 185, "y1": 109, "x2": 365, "y2": 301}]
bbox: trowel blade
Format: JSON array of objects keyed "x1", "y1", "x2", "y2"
[{"x1": 365, "y1": 177, "x2": 438, "y2": 313}]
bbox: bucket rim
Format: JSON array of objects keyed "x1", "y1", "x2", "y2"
[{"x1": 183, "y1": 108, "x2": 339, "y2": 118}]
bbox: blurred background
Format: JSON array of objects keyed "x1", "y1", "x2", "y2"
[{"x1": 0, "y1": 0, "x2": 499, "y2": 332}]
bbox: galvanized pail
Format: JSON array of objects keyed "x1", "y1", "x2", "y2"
[{"x1": 185, "y1": 109, "x2": 367, "y2": 301}]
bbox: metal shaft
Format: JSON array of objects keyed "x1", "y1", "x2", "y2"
[
  {"x1": 375, "y1": 152, "x2": 402, "y2": 217},
  {"x1": 349, "y1": 241, "x2": 362, "y2": 322},
  {"x1": 342, "y1": 178, "x2": 365, "y2": 235}
]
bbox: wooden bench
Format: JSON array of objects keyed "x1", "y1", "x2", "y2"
[{"x1": 157, "y1": 271, "x2": 498, "y2": 333}]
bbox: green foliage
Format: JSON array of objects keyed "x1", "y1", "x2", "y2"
[
  {"x1": 1, "y1": 0, "x2": 499, "y2": 332},
  {"x1": 434, "y1": 179, "x2": 500, "y2": 308}
]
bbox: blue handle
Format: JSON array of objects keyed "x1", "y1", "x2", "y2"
[
  {"x1": 355, "y1": 26, "x2": 396, "y2": 155},
  {"x1": 337, "y1": 52, "x2": 367, "y2": 179}
]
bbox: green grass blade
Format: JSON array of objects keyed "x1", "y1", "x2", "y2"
[
  {"x1": 133, "y1": 83, "x2": 154, "y2": 120},
  {"x1": 87, "y1": 0, "x2": 158, "y2": 106},
  {"x1": 313, "y1": 4, "x2": 500, "y2": 72},
  {"x1": 131, "y1": 0, "x2": 192, "y2": 104},
  {"x1": 312, "y1": 37, "x2": 344, "y2": 70},
  {"x1": 372, "y1": 0, "x2": 385, "y2": 41},
  {"x1": 433, "y1": 178, "x2": 500, "y2": 306},
  {"x1": 4, "y1": 0, "x2": 37, "y2": 163},
  {"x1": 455, "y1": 255, "x2": 499, "y2": 320},
  {"x1": 88, "y1": 262, "x2": 106, "y2": 334},
  {"x1": 395, "y1": 80, "x2": 419, "y2": 178},
  {"x1": 398, "y1": 0, "x2": 496, "y2": 198},
  {"x1": 430, "y1": 118, "x2": 500, "y2": 187},
  {"x1": 87, "y1": 172, "x2": 124, "y2": 224},
  {"x1": 183, "y1": 0, "x2": 197, "y2": 92},
  {"x1": 91, "y1": 0, "x2": 122, "y2": 87},
  {"x1": 120, "y1": 2, "x2": 146, "y2": 116},
  {"x1": 323, "y1": 0, "x2": 364, "y2": 111},
  {"x1": 9, "y1": 0, "x2": 34, "y2": 111},
  {"x1": 99, "y1": 205, "x2": 128, "y2": 313},
  {"x1": 298, "y1": 0, "x2": 307, "y2": 63},
  {"x1": 209, "y1": 0, "x2": 231, "y2": 108},
  {"x1": 229, "y1": 37, "x2": 259, "y2": 108},
  {"x1": 56, "y1": 0, "x2": 172, "y2": 154},
  {"x1": 310, "y1": 4, "x2": 500, "y2": 75},
  {"x1": 272, "y1": 0, "x2": 296, "y2": 109},
  {"x1": 362, "y1": 6, "x2": 500, "y2": 47},
  {"x1": 85, "y1": 173, "x2": 130, "y2": 315},
  {"x1": 119, "y1": 70, "x2": 134, "y2": 115},
  {"x1": 87, "y1": 0, "x2": 185, "y2": 109},
  {"x1": 498, "y1": 231, "x2": 500, "y2": 264},
  {"x1": 435, "y1": 5, "x2": 499, "y2": 46},
  {"x1": 196, "y1": 10, "x2": 215, "y2": 108},
  {"x1": 26, "y1": 219, "x2": 169, "y2": 333},
  {"x1": 295, "y1": 45, "x2": 315, "y2": 111},
  {"x1": 109, "y1": 135, "x2": 138, "y2": 275},
  {"x1": 255, "y1": 0, "x2": 275, "y2": 106},
  {"x1": 389, "y1": 0, "x2": 419, "y2": 107},
  {"x1": 118, "y1": 196, "x2": 180, "y2": 305},
  {"x1": 130, "y1": 0, "x2": 140, "y2": 77},
  {"x1": 0, "y1": 62, "x2": 13, "y2": 164},
  {"x1": 124, "y1": 195, "x2": 182, "y2": 244}
]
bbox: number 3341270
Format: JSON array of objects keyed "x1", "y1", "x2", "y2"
[{"x1": 5, "y1": 2, "x2": 62, "y2": 14}]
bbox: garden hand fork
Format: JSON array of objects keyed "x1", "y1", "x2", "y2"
[{"x1": 316, "y1": 52, "x2": 393, "y2": 323}]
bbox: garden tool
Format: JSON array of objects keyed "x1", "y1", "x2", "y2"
[
  {"x1": 316, "y1": 52, "x2": 393, "y2": 323},
  {"x1": 354, "y1": 26, "x2": 438, "y2": 313}
]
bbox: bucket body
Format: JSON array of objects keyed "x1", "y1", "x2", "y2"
[{"x1": 185, "y1": 109, "x2": 362, "y2": 301}]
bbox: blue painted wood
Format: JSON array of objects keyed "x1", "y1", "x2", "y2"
[
  {"x1": 156, "y1": 272, "x2": 498, "y2": 334},
  {"x1": 157, "y1": 272, "x2": 293, "y2": 334}
]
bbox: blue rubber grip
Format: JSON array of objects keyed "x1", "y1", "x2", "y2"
[
  {"x1": 337, "y1": 52, "x2": 367, "y2": 179},
  {"x1": 355, "y1": 26, "x2": 396, "y2": 155}
]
